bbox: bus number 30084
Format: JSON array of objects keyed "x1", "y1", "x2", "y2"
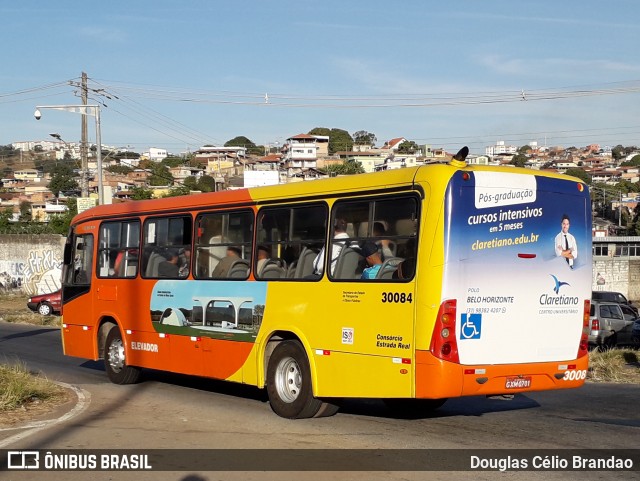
[{"x1": 381, "y1": 292, "x2": 413, "y2": 303}]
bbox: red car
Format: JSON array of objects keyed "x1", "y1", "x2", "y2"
[{"x1": 27, "y1": 290, "x2": 62, "y2": 316}]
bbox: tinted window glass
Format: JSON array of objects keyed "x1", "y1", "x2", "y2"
[{"x1": 98, "y1": 220, "x2": 140, "y2": 278}]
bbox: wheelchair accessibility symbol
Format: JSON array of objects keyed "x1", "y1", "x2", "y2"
[{"x1": 461, "y1": 313, "x2": 482, "y2": 340}]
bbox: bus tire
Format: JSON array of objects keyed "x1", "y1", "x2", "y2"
[
  {"x1": 383, "y1": 398, "x2": 447, "y2": 416},
  {"x1": 104, "y1": 325, "x2": 141, "y2": 385},
  {"x1": 313, "y1": 400, "x2": 340, "y2": 418},
  {"x1": 267, "y1": 340, "x2": 325, "y2": 419}
]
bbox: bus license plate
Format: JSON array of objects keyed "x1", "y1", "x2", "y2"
[{"x1": 505, "y1": 376, "x2": 531, "y2": 389}]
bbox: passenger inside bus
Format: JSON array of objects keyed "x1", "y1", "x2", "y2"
[
  {"x1": 158, "y1": 249, "x2": 180, "y2": 278},
  {"x1": 373, "y1": 221, "x2": 395, "y2": 260},
  {"x1": 178, "y1": 247, "x2": 191, "y2": 277},
  {"x1": 255, "y1": 245, "x2": 270, "y2": 276},
  {"x1": 312, "y1": 218, "x2": 350, "y2": 276},
  {"x1": 361, "y1": 242, "x2": 383, "y2": 279},
  {"x1": 211, "y1": 246, "x2": 242, "y2": 278}
]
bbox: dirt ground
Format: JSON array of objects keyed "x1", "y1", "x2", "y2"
[{"x1": 0, "y1": 292, "x2": 61, "y2": 326}]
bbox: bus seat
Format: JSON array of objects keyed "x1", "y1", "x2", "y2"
[
  {"x1": 346, "y1": 223, "x2": 355, "y2": 237},
  {"x1": 228, "y1": 259, "x2": 250, "y2": 279},
  {"x1": 294, "y1": 247, "x2": 317, "y2": 278},
  {"x1": 145, "y1": 251, "x2": 164, "y2": 277},
  {"x1": 396, "y1": 219, "x2": 415, "y2": 236},
  {"x1": 334, "y1": 246, "x2": 363, "y2": 279},
  {"x1": 260, "y1": 264, "x2": 285, "y2": 279},
  {"x1": 286, "y1": 261, "x2": 297, "y2": 278},
  {"x1": 357, "y1": 221, "x2": 369, "y2": 237},
  {"x1": 376, "y1": 257, "x2": 404, "y2": 279}
]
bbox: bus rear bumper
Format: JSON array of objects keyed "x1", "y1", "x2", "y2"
[{"x1": 415, "y1": 350, "x2": 588, "y2": 399}]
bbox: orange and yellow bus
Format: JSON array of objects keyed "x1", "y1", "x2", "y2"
[{"x1": 61, "y1": 149, "x2": 592, "y2": 418}]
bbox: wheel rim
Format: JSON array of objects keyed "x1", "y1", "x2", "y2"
[
  {"x1": 38, "y1": 304, "x2": 51, "y2": 315},
  {"x1": 107, "y1": 337, "x2": 126, "y2": 373},
  {"x1": 274, "y1": 356, "x2": 302, "y2": 403}
]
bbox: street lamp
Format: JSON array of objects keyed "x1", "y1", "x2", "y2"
[{"x1": 35, "y1": 104, "x2": 103, "y2": 205}]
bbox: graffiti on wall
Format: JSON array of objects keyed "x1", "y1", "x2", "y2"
[{"x1": 0, "y1": 248, "x2": 63, "y2": 295}]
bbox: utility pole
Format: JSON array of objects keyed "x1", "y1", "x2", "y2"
[{"x1": 80, "y1": 72, "x2": 89, "y2": 197}]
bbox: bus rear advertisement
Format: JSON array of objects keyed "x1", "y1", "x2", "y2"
[{"x1": 60, "y1": 148, "x2": 592, "y2": 418}]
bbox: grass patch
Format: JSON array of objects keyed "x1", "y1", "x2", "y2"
[
  {"x1": 588, "y1": 348, "x2": 640, "y2": 383},
  {"x1": 0, "y1": 363, "x2": 65, "y2": 412}
]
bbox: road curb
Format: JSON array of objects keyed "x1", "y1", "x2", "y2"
[{"x1": 0, "y1": 381, "x2": 90, "y2": 448}]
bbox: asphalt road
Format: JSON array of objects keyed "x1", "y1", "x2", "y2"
[{"x1": 0, "y1": 321, "x2": 638, "y2": 481}]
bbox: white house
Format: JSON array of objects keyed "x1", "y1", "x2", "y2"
[
  {"x1": 486, "y1": 140, "x2": 518, "y2": 156},
  {"x1": 144, "y1": 148, "x2": 168, "y2": 162},
  {"x1": 282, "y1": 134, "x2": 318, "y2": 173}
]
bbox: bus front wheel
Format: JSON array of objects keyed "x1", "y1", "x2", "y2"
[
  {"x1": 104, "y1": 326, "x2": 141, "y2": 385},
  {"x1": 267, "y1": 340, "x2": 336, "y2": 419}
]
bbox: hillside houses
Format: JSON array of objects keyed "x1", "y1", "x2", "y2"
[{"x1": 2, "y1": 134, "x2": 639, "y2": 226}]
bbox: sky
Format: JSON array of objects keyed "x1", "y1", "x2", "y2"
[{"x1": 1, "y1": 0, "x2": 640, "y2": 155}]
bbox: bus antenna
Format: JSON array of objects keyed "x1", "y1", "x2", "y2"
[{"x1": 450, "y1": 146, "x2": 469, "y2": 168}]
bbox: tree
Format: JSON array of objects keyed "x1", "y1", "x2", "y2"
[
  {"x1": 225, "y1": 136, "x2": 255, "y2": 147},
  {"x1": 107, "y1": 164, "x2": 134, "y2": 175},
  {"x1": 353, "y1": 130, "x2": 377, "y2": 146},
  {"x1": 161, "y1": 156, "x2": 185, "y2": 168},
  {"x1": 130, "y1": 186, "x2": 154, "y2": 200},
  {"x1": 621, "y1": 155, "x2": 640, "y2": 167},
  {"x1": 48, "y1": 164, "x2": 78, "y2": 197},
  {"x1": 19, "y1": 201, "x2": 31, "y2": 222},
  {"x1": 197, "y1": 175, "x2": 216, "y2": 192},
  {"x1": 518, "y1": 145, "x2": 532, "y2": 154},
  {"x1": 48, "y1": 198, "x2": 77, "y2": 235},
  {"x1": 397, "y1": 140, "x2": 419, "y2": 154},
  {"x1": 611, "y1": 144, "x2": 625, "y2": 161},
  {"x1": 162, "y1": 185, "x2": 191, "y2": 198},
  {"x1": 0, "y1": 207, "x2": 13, "y2": 231},
  {"x1": 308, "y1": 127, "x2": 353, "y2": 154},
  {"x1": 324, "y1": 159, "x2": 365, "y2": 176},
  {"x1": 564, "y1": 168, "x2": 591, "y2": 184},
  {"x1": 629, "y1": 209, "x2": 640, "y2": 236},
  {"x1": 510, "y1": 154, "x2": 528, "y2": 168},
  {"x1": 148, "y1": 163, "x2": 173, "y2": 186},
  {"x1": 0, "y1": 144, "x2": 16, "y2": 155},
  {"x1": 223, "y1": 136, "x2": 262, "y2": 155},
  {"x1": 308, "y1": 127, "x2": 331, "y2": 137},
  {"x1": 183, "y1": 176, "x2": 199, "y2": 191},
  {"x1": 614, "y1": 180, "x2": 640, "y2": 195}
]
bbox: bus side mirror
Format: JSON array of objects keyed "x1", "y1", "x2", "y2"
[{"x1": 63, "y1": 243, "x2": 73, "y2": 265}]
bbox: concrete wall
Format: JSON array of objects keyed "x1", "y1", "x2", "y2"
[
  {"x1": 0, "y1": 234, "x2": 65, "y2": 295},
  {"x1": 593, "y1": 257, "x2": 640, "y2": 301}
]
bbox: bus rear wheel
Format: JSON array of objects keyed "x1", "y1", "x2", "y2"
[
  {"x1": 267, "y1": 340, "x2": 337, "y2": 419},
  {"x1": 104, "y1": 325, "x2": 141, "y2": 385}
]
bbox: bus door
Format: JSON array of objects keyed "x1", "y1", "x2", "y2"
[{"x1": 61, "y1": 228, "x2": 96, "y2": 359}]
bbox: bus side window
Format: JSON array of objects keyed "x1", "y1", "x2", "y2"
[
  {"x1": 330, "y1": 195, "x2": 419, "y2": 281},
  {"x1": 194, "y1": 210, "x2": 253, "y2": 280},
  {"x1": 142, "y1": 216, "x2": 192, "y2": 279},
  {"x1": 256, "y1": 204, "x2": 327, "y2": 280},
  {"x1": 98, "y1": 220, "x2": 140, "y2": 278}
]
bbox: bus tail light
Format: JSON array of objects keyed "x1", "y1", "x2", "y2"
[
  {"x1": 430, "y1": 299, "x2": 460, "y2": 363},
  {"x1": 577, "y1": 300, "x2": 591, "y2": 358}
]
